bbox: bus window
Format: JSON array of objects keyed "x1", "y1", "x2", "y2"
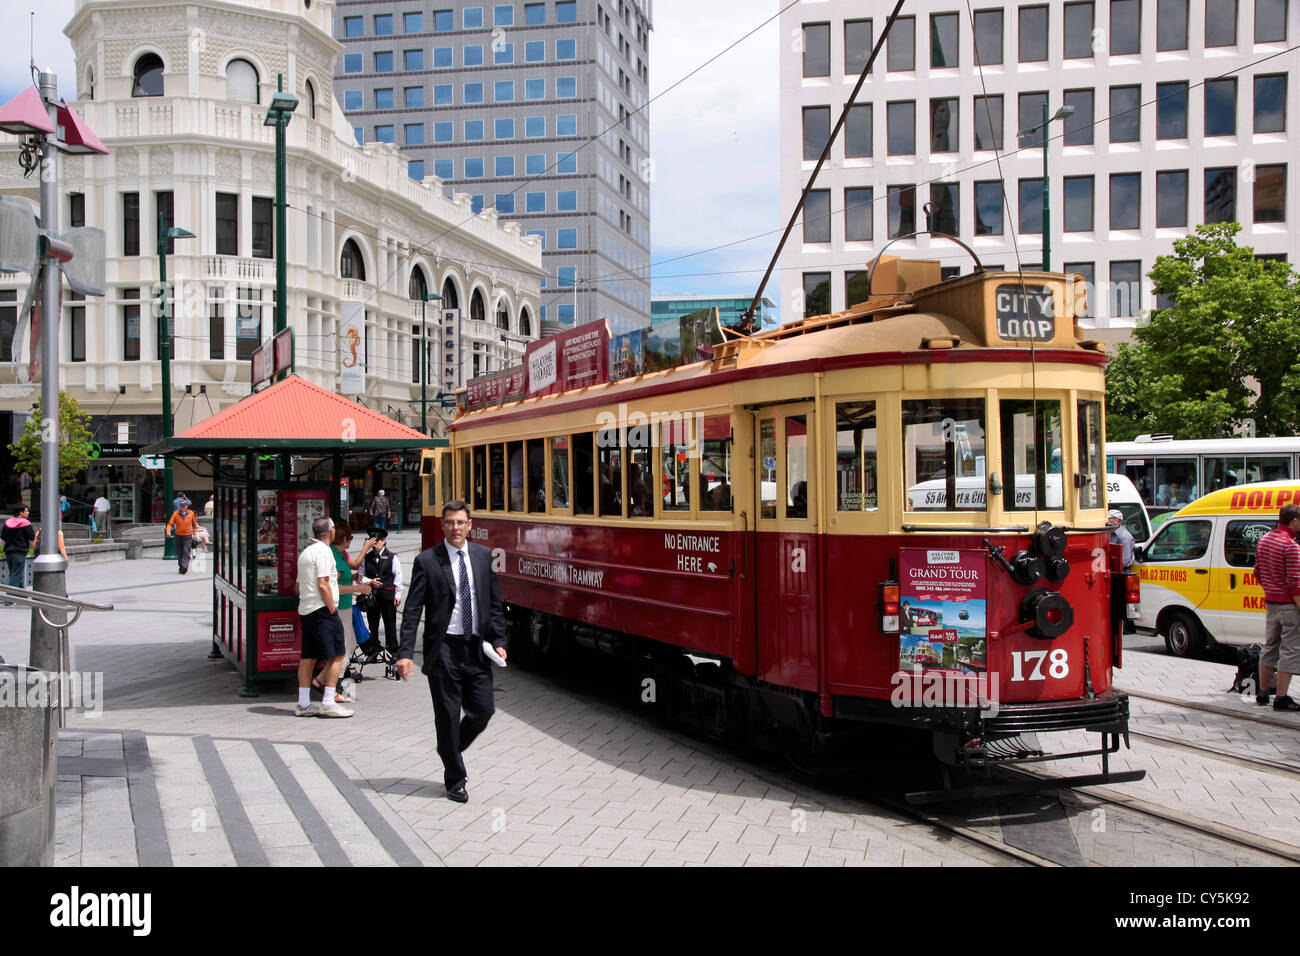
[
  {"x1": 1204, "y1": 456, "x2": 1242, "y2": 492},
  {"x1": 699, "y1": 415, "x2": 732, "y2": 512},
  {"x1": 489, "y1": 443, "x2": 505, "y2": 510},
  {"x1": 471, "y1": 446, "x2": 486, "y2": 512},
  {"x1": 550, "y1": 437, "x2": 571, "y2": 510},
  {"x1": 999, "y1": 399, "x2": 1062, "y2": 510},
  {"x1": 527, "y1": 439, "x2": 545, "y2": 513},
  {"x1": 759, "y1": 418, "x2": 776, "y2": 518},
  {"x1": 1154, "y1": 458, "x2": 1197, "y2": 507},
  {"x1": 507, "y1": 440, "x2": 524, "y2": 511},
  {"x1": 573, "y1": 433, "x2": 594, "y2": 515},
  {"x1": 598, "y1": 427, "x2": 622, "y2": 517},
  {"x1": 903, "y1": 399, "x2": 986, "y2": 511},
  {"x1": 627, "y1": 428, "x2": 654, "y2": 518},
  {"x1": 661, "y1": 418, "x2": 691, "y2": 512},
  {"x1": 1247, "y1": 456, "x2": 1291, "y2": 483},
  {"x1": 1076, "y1": 400, "x2": 1103, "y2": 510},
  {"x1": 786, "y1": 415, "x2": 809, "y2": 519},
  {"x1": 836, "y1": 401, "x2": 878, "y2": 512}
]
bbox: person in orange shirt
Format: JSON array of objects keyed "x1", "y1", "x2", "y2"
[{"x1": 165, "y1": 498, "x2": 201, "y2": 575}]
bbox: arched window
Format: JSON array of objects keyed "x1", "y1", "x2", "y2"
[
  {"x1": 340, "y1": 239, "x2": 366, "y2": 280},
  {"x1": 305, "y1": 79, "x2": 317, "y2": 119},
  {"x1": 496, "y1": 300, "x2": 510, "y2": 330},
  {"x1": 132, "y1": 54, "x2": 164, "y2": 98},
  {"x1": 226, "y1": 59, "x2": 260, "y2": 105},
  {"x1": 84, "y1": 67, "x2": 94, "y2": 101},
  {"x1": 440, "y1": 279, "x2": 459, "y2": 310},
  {"x1": 470, "y1": 289, "x2": 486, "y2": 323},
  {"x1": 409, "y1": 267, "x2": 428, "y2": 300},
  {"x1": 519, "y1": 308, "x2": 532, "y2": 337}
]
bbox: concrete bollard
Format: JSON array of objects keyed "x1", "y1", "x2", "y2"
[
  {"x1": 0, "y1": 664, "x2": 58, "y2": 866},
  {"x1": 125, "y1": 540, "x2": 142, "y2": 560}
]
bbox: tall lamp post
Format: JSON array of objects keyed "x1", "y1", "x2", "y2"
[
  {"x1": 1018, "y1": 103, "x2": 1075, "y2": 272},
  {"x1": 158, "y1": 218, "x2": 195, "y2": 560},
  {"x1": 263, "y1": 79, "x2": 298, "y2": 361},
  {"x1": 418, "y1": 291, "x2": 443, "y2": 435}
]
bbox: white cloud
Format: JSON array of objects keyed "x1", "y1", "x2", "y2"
[{"x1": 0, "y1": 2, "x2": 79, "y2": 104}]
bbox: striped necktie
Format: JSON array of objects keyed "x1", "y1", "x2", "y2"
[{"x1": 458, "y1": 549, "x2": 473, "y2": 635}]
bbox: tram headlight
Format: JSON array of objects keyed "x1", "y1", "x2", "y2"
[{"x1": 880, "y1": 582, "x2": 900, "y2": 634}]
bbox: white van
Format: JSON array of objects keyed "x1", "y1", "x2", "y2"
[{"x1": 1134, "y1": 480, "x2": 1300, "y2": 657}]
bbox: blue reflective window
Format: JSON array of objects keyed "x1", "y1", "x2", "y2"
[
  {"x1": 433, "y1": 121, "x2": 453, "y2": 143},
  {"x1": 526, "y1": 153, "x2": 546, "y2": 174},
  {"x1": 526, "y1": 192, "x2": 546, "y2": 211},
  {"x1": 525, "y1": 3, "x2": 545, "y2": 25},
  {"x1": 434, "y1": 84, "x2": 453, "y2": 105},
  {"x1": 556, "y1": 76, "x2": 576, "y2": 98},
  {"x1": 556, "y1": 151, "x2": 577, "y2": 173},
  {"x1": 471, "y1": 194, "x2": 485, "y2": 213},
  {"x1": 525, "y1": 40, "x2": 545, "y2": 62},
  {"x1": 344, "y1": 89, "x2": 362, "y2": 110},
  {"x1": 404, "y1": 12, "x2": 423, "y2": 33},
  {"x1": 464, "y1": 7, "x2": 483, "y2": 28},
  {"x1": 494, "y1": 5, "x2": 514, "y2": 26},
  {"x1": 374, "y1": 88, "x2": 394, "y2": 109},
  {"x1": 495, "y1": 80, "x2": 515, "y2": 102},
  {"x1": 466, "y1": 157, "x2": 485, "y2": 178},
  {"x1": 557, "y1": 190, "x2": 577, "y2": 210},
  {"x1": 344, "y1": 16, "x2": 363, "y2": 37},
  {"x1": 434, "y1": 158, "x2": 454, "y2": 179},
  {"x1": 527, "y1": 229, "x2": 546, "y2": 248},
  {"x1": 353, "y1": 126, "x2": 364, "y2": 144},
  {"x1": 495, "y1": 117, "x2": 515, "y2": 139},
  {"x1": 464, "y1": 83, "x2": 484, "y2": 104},
  {"x1": 343, "y1": 53, "x2": 362, "y2": 73},
  {"x1": 433, "y1": 46, "x2": 452, "y2": 67},
  {"x1": 558, "y1": 267, "x2": 575, "y2": 287},
  {"x1": 408, "y1": 160, "x2": 425, "y2": 180},
  {"x1": 526, "y1": 116, "x2": 545, "y2": 137},
  {"x1": 465, "y1": 119, "x2": 484, "y2": 140},
  {"x1": 556, "y1": 114, "x2": 577, "y2": 135},
  {"x1": 464, "y1": 45, "x2": 484, "y2": 66},
  {"x1": 496, "y1": 155, "x2": 515, "y2": 176},
  {"x1": 556, "y1": 38, "x2": 577, "y2": 60},
  {"x1": 375, "y1": 124, "x2": 395, "y2": 143},
  {"x1": 496, "y1": 193, "x2": 516, "y2": 213},
  {"x1": 405, "y1": 123, "x2": 425, "y2": 145},
  {"x1": 558, "y1": 303, "x2": 574, "y2": 322},
  {"x1": 556, "y1": 1, "x2": 577, "y2": 23},
  {"x1": 374, "y1": 14, "x2": 393, "y2": 35},
  {"x1": 374, "y1": 51, "x2": 394, "y2": 72},
  {"x1": 525, "y1": 78, "x2": 545, "y2": 100},
  {"x1": 495, "y1": 42, "x2": 514, "y2": 64},
  {"x1": 404, "y1": 49, "x2": 424, "y2": 70},
  {"x1": 404, "y1": 86, "x2": 424, "y2": 108},
  {"x1": 434, "y1": 9, "x2": 454, "y2": 31},
  {"x1": 557, "y1": 228, "x2": 577, "y2": 248}
]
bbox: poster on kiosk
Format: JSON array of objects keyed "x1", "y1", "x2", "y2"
[{"x1": 898, "y1": 549, "x2": 988, "y2": 676}]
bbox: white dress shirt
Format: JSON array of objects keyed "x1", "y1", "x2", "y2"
[
  {"x1": 371, "y1": 546, "x2": 404, "y2": 600},
  {"x1": 443, "y1": 540, "x2": 478, "y2": 636}
]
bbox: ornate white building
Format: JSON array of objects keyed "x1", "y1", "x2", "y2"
[{"x1": 0, "y1": 0, "x2": 542, "y2": 519}]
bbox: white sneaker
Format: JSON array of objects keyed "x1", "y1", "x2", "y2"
[
  {"x1": 318, "y1": 703, "x2": 354, "y2": 718},
  {"x1": 294, "y1": 703, "x2": 321, "y2": 717}
]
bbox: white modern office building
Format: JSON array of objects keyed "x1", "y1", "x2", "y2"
[
  {"x1": 334, "y1": 0, "x2": 653, "y2": 333},
  {"x1": 778, "y1": 0, "x2": 1298, "y2": 337},
  {"x1": 0, "y1": 0, "x2": 541, "y2": 519}
]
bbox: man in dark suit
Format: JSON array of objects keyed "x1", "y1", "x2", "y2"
[{"x1": 396, "y1": 500, "x2": 507, "y2": 803}]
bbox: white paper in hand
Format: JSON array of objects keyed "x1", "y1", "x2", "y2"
[{"x1": 482, "y1": 641, "x2": 507, "y2": 667}]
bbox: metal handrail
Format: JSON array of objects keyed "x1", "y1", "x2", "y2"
[{"x1": 0, "y1": 582, "x2": 113, "y2": 629}]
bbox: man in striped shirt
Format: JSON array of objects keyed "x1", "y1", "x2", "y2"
[{"x1": 1255, "y1": 504, "x2": 1300, "y2": 710}]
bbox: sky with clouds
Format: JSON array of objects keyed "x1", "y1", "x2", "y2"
[{"x1": 0, "y1": 0, "x2": 783, "y2": 314}]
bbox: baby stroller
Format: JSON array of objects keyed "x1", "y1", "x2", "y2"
[{"x1": 346, "y1": 600, "x2": 399, "y2": 681}]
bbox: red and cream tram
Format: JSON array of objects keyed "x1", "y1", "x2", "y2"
[{"x1": 420, "y1": 258, "x2": 1143, "y2": 799}]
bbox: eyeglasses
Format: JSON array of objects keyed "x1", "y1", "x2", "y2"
[{"x1": 442, "y1": 519, "x2": 470, "y2": 527}]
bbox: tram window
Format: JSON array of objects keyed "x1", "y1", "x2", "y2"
[
  {"x1": 526, "y1": 439, "x2": 545, "y2": 513},
  {"x1": 903, "y1": 399, "x2": 986, "y2": 511},
  {"x1": 1000, "y1": 399, "x2": 1063, "y2": 510},
  {"x1": 836, "y1": 401, "x2": 878, "y2": 512},
  {"x1": 759, "y1": 418, "x2": 777, "y2": 519},
  {"x1": 550, "y1": 436, "x2": 571, "y2": 510},
  {"x1": 489, "y1": 443, "x2": 506, "y2": 510},
  {"x1": 573, "y1": 432, "x2": 594, "y2": 515},
  {"x1": 1224, "y1": 519, "x2": 1276, "y2": 568},
  {"x1": 661, "y1": 418, "x2": 691, "y2": 512},
  {"x1": 627, "y1": 439, "x2": 654, "y2": 518},
  {"x1": 1146, "y1": 519, "x2": 1211, "y2": 562},
  {"x1": 598, "y1": 431, "x2": 623, "y2": 517},
  {"x1": 699, "y1": 416, "x2": 733, "y2": 512},
  {"x1": 507, "y1": 441, "x2": 525, "y2": 511},
  {"x1": 440, "y1": 451, "x2": 453, "y2": 507},
  {"x1": 786, "y1": 415, "x2": 810, "y2": 519},
  {"x1": 1076, "y1": 400, "x2": 1104, "y2": 509},
  {"x1": 471, "y1": 446, "x2": 487, "y2": 512}
]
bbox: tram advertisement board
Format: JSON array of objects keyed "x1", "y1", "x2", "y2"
[
  {"x1": 609, "y1": 329, "x2": 645, "y2": 382},
  {"x1": 256, "y1": 611, "x2": 301, "y2": 672},
  {"x1": 466, "y1": 365, "x2": 526, "y2": 410},
  {"x1": 272, "y1": 490, "x2": 328, "y2": 596},
  {"x1": 525, "y1": 322, "x2": 609, "y2": 397},
  {"x1": 898, "y1": 549, "x2": 987, "y2": 675}
]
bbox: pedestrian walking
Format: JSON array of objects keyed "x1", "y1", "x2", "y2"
[
  {"x1": 92, "y1": 490, "x2": 111, "y2": 537},
  {"x1": 396, "y1": 500, "x2": 507, "y2": 803},
  {"x1": 363, "y1": 527, "x2": 403, "y2": 653},
  {"x1": 1256, "y1": 503, "x2": 1300, "y2": 710},
  {"x1": 295, "y1": 516, "x2": 353, "y2": 718},
  {"x1": 165, "y1": 498, "x2": 201, "y2": 574},
  {"x1": 2, "y1": 504, "x2": 37, "y2": 590},
  {"x1": 368, "y1": 489, "x2": 391, "y2": 531},
  {"x1": 1107, "y1": 509, "x2": 1136, "y2": 571}
]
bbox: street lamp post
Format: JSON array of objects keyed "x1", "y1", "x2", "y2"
[
  {"x1": 419, "y1": 292, "x2": 443, "y2": 435},
  {"x1": 158, "y1": 218, "x2": 195, "y2": 560},
  {"x1": 263, "y1": 78, "x2": 298, "y2": 368},
  {"x1": 1019, "y1": 103, "x2": 1076, "y2": 273}
]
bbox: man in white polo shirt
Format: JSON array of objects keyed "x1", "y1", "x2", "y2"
[{"x1": 295, "y1": 516, "x2": 353, "y2": 718}]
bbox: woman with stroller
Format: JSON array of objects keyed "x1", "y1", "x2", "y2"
[{"x1": 319, "y1": 522, "x2": 378, "y2": 703}]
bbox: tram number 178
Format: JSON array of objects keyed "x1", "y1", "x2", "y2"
[{"x1": 1009, "y1": 649, "x2": 1070, "y2": 681}]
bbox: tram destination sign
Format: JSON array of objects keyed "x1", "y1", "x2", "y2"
[{"x1": 994, "y1": 284, "x2": 1055, "y2": 342}]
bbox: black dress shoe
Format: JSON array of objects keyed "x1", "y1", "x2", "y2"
[{"x1": 446, "y1": 783, "x2": 469, "y2": 803}]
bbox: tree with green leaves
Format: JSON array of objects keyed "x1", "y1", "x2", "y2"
[
  {"x1": 1105, "y1": 222, "x2": 1300, "y2": 441},
  {"x1": 7, "y1": 390, "x2": 95, "y2": 484}
]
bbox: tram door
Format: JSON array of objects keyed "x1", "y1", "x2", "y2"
[{"x1": 753, "y1": 405, "x2": 820, "y2": 690}]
